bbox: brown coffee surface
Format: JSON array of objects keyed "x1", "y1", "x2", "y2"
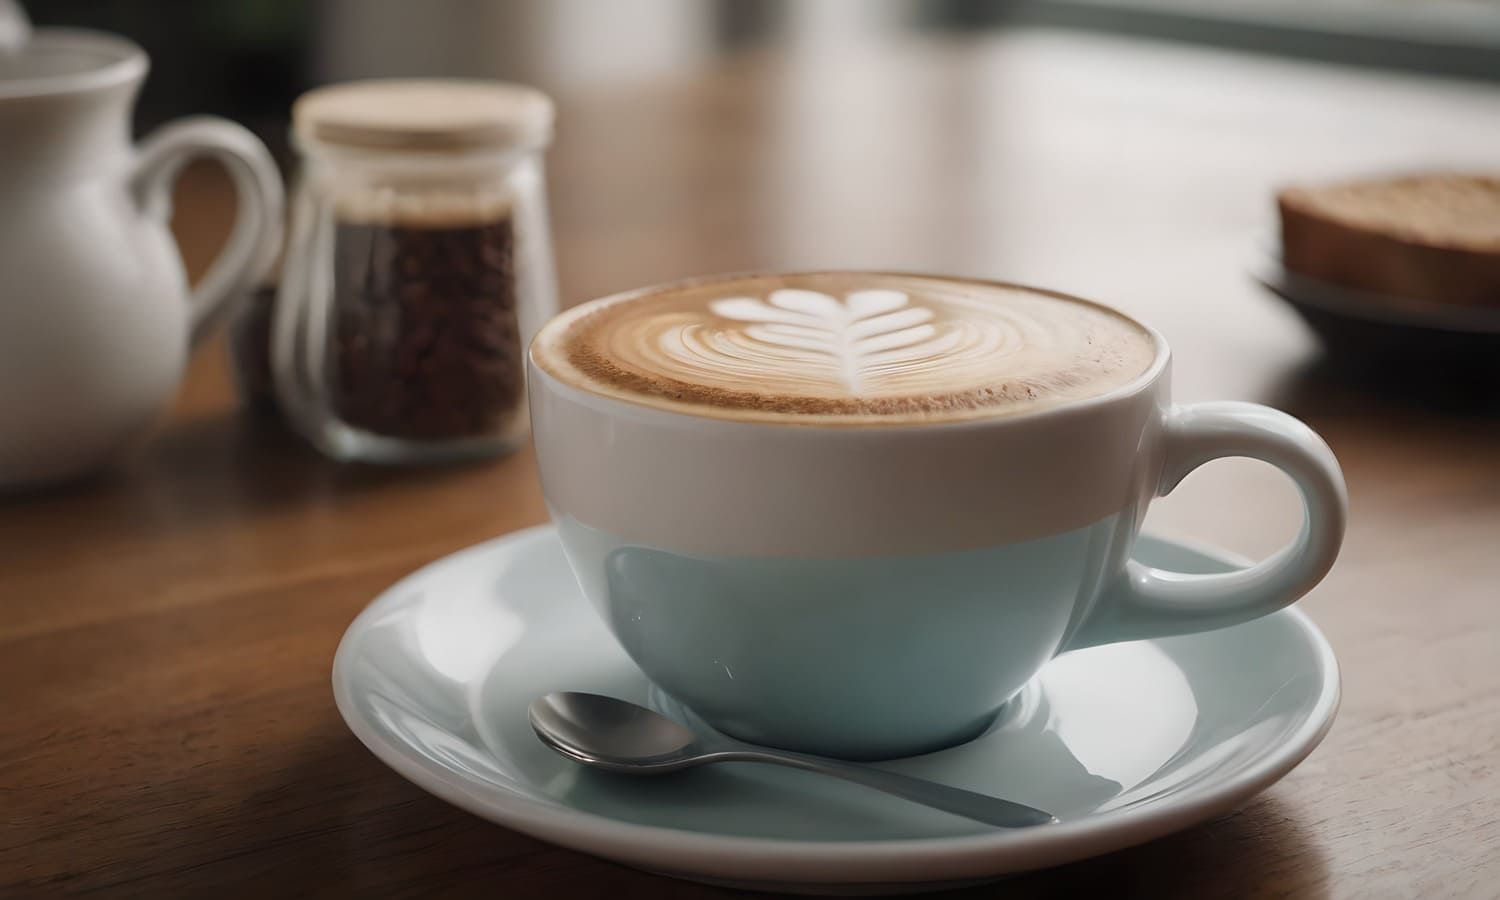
[{"x1": 533, "y1": 272, "x2": 1157, "y2": 424}]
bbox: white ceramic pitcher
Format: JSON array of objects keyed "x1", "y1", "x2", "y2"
[{"x1": 0, "y1": 29, "x2": 282, "y2": 488}]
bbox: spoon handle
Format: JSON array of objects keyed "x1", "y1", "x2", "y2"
[{"x1": 708, "y1": 746, "x2": 1057, "y2": 828}]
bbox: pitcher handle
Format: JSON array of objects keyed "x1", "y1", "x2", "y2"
[{"x1": 132, "y1": 116, "x2": 284, "y2": 345}]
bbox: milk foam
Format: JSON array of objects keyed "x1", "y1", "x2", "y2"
[{"x1": 533, "y1": 273, "x2": 1158, "y2": 425}]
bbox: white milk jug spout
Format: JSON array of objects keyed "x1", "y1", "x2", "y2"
[{"x1": 0, "y1": 28, "x2": 282, "y2": 489}]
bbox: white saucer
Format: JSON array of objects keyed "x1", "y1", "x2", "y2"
[{"x1": 332, "y1": 526, "x2": 1339, "y2": 894}]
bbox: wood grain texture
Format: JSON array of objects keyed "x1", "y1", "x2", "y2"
[{"x1": 4, "y1": 29, "x2": 1500, "y2": 898}]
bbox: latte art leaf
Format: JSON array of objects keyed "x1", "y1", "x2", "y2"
[{"x1": 689, "y1": 289, "x2": 968, "y2": 392}]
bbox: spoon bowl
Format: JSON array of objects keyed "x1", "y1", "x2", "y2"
[{"x1": 529, "y1": 691, "x2": 701, "y2": 773}]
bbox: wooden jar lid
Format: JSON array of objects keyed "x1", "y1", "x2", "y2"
[{"x1": 293, "y1": 79, "x2": 553, "y2": 153}]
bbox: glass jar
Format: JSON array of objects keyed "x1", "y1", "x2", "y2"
[
  {"x1": 273, "y1": 80, "x2": 557, "y2": 463},
  {"x1": 228, "y1": 278, "x2": 281, "y2": 416}
]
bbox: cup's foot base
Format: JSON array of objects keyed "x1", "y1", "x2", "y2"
[{"x1": 645, "y1": 681, "x2": 1019, "y2": 762}]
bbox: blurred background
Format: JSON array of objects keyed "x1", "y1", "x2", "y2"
[
  {"x1": 29, "y1": 0, "x2": 1500, "y2": 411},
  {"x1": 34, "y1": 0, "x2": 1500, "y2": 159}
]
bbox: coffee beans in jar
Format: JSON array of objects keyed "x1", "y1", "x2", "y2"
[
  {"x1": 272, "y1": 79, "x2": 556, "y2": 463},
  {"x1": 330, "y1": 203, "x2": 522, "y2": 441}
]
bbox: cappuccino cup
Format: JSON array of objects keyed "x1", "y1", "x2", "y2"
[{"x1": 529, "y1": 272, "x2": 1346, "y2": 760}]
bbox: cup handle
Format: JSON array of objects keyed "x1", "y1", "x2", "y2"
[
  {"x1": 1063, "y1": 401, "x2": 1347, "y2": 651},
  {"x1": 131, "y1": 116, "x2": 285, "y2": 346}
]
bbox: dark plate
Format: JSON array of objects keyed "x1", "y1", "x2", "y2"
[{"x1": 1253, "y1": 245, "x2": 1500, "y2": 371}]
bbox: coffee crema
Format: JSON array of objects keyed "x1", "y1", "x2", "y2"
[{"x1": 532, "y1": 273, "x2": 1158, "y2": 425}]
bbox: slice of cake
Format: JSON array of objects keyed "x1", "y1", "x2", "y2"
[{"x1": 1278, "y1": 174, "x2": 1500, "y2": 307}]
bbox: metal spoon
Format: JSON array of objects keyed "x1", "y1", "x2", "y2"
[{"x1": 529, "y1": 691, "x2": 1057, "y2": 828}]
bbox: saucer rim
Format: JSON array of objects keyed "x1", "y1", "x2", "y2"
[{"x1": 332, "y1": 525, "x2": 1341, "y2": 885}]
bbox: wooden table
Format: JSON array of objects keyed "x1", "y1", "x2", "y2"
[{"x1": 5, "y1": 29, "x2": 1499, "y2": 898}]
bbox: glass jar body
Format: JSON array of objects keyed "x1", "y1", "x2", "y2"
[{"x1": 274, "y1": 142, "x2": 556, "y2": 463}]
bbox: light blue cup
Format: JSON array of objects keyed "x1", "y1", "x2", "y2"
[{"x1": 529, "y1": 274, "x2": 1347, "y2": 760}]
